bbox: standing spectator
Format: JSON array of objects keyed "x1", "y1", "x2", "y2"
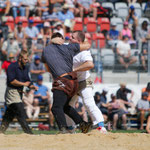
[
  {"x1": 0, "y1": 53, "x2": 15, "y2": 74},
  {"x1": 108, "y1": 93, "x2": 127, "y2": 130},
  {"x1": 137, "y1": 92, "x2": 150, "y2": 130},
  {"x1": 116, "y1": 35, "x2": 137, "y2": 69},
  {"x1": 30, "y1": 55, "x2": 45, "y2": 83},
  {"x1": 136, "y1": 21, "x2": 149, "y2": 71},
  {"x1": 14, "y1": 21, "x2": 25, "y2": 48},
  {"x1": 76, "y1": 0, "x2": 97, "y2": 19},
  {"x1": 107, "y1": 22, "x2": 120, "y2": 49},
  {"x1": 10, "y1": 0, "x2": 26, "y2": 18},
  {"x1": 25, "y1": 20, "x2": 39, "y2": 41},
  {"x1": 37, "y1": 0, "x2": 49, "y2": 17},
  {"x1": 116, "y1": 83, "x2": 134, "y2": 109},
  {"x1": 0, "y1": 0, "x2": 10, "y2": 15},
  {"x1": 1, "y1": 33, "x2": 20, "y2": 60},
  {"x1": 23, "y1": 88, "x2": 40, "y2": 119}
]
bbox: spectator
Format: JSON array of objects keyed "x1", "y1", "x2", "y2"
[
  {"x1": 137, "y1": 92, "x2": 150, "y2": 130},
  {"x1": 30, "y1": 55, "x2": 45, "y2": 82},
  {"x1": 107, "y1": 22, "x2": 120, "y2": 49},
  {"x1": 33, "y1": 34, "x2": 45, "y2": 57},
  {"x1": 1, "y1": 33, "x2": 20, "y2": 60},
  {"x1": 37, "y1": 0, "x2": 49, "y2": 17},
  {"x1": 136, "y1": 21, "x2": 149, "y2": 71},
  {"x1": 10, "y1": 0, "x2": 26, "y2": 18},
  {"x1": 76, "y1": 0, "x2": 97, "y2": 19},
  {"x1": 40, "y1": 22, "x2": 52, "y2": 46},
  {"x1": 116, "y1": 35, "x2": 137, "y2": 69},
  {"x1": 22, "y1": 0, "x2": 38, "y2": 18},
  {"x1": 108, "y1": 93, "x2": 127, "y2": 130},
  {"x1": 116, "y1": 83, "x2": 134, "y2": 109},
  {"x1": 75, "y1": 101, "x2": 88, "y2": 122},
  {"x1": 53, "y1": 22, "x2": 65, "y2": 37},
  {"x1": 25, "y1": 20, "x2": 39, "y2": 41},
  {"x1": 142, "y1": 82, "x2": 150, "y2": 102},
  {"x1": 23, "y1": 88, "x2": 40, "y2": 119},
  {"x1": 94, "y1": 91, "x2": 108, "y2": 122},
  {"x1": 14, "y1": 21, "x2": 25, "y2": 47},
  {"x1": 0, "y1": 53, "x2": 15, "y2": 74},
  {"x1": 0, "y1": 0, "x2": 10, "y2": 15}
]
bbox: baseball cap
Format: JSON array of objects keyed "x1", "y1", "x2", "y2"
[
  {"x1": 130, "y1": 5, "x2": 135, "y2": 10},
  {"x1": 44, "y1": 21, "x2": 50, "y2": 27},
  {"x1": 29, "y1": 20, "x2": 34, "y2": 24},
  {"x1": 34, "y1": 55, "x2": 40, "y2": 60},
  {"x1": 124, "y1": 21, "x2": 128, "y2": 25},
  {"x1": 54, "y1": 22, "x2": 62, "y2": 27},
  {"x1": 62, "y1": 4, "x2": 69, "y2": 9},
  {"x1": 37, "y1": 75, "x2": 43, "y2": 81},
  {"x1": 65, "y1": 36, "x2": 70, "y2": 40},
  {"x1": 111, "y1": 22, "x2": 117, "y2": 26},
  {"x1": 142, "y1": 92, "x2": 148, "y2": 97},
  {"x1": 8, "y1": 33, "x2": 14, "y2": 39}
]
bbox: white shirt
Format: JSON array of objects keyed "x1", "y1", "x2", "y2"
[
  {"x1": 117, "y1": 40, "x2": 131, "y2": 56},
  {"x1": 73, "y1": 50, "x2": 93, "y2": 82}
]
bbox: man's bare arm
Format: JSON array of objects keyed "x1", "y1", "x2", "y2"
[
  {"x1": 11, "y1": 80, "x2": 30, "y2": 87},
  {"x1": 73, "y1": 61, "x2": 94, "y2": 72}
]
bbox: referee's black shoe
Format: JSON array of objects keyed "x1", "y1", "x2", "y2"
[{"x1": 79, "y1": 121, "x2": 92, "y2": 134}]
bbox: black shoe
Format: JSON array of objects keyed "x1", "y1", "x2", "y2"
[{"x1": 79, "y1": 121, "x2": 92, "y2": 133}]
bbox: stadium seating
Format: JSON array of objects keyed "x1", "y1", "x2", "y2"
[
  {"x1": 92, "y1": 33, "x2": 105, "y2": 48},
  {"x1": 115, "y1": 2, "x2": 128, "y2": 10},
  {"x1": 97, "y1": 17, "x2": 110, "y2": 32},
  {"x1": 73, "y1": 17, "x2": 83, "y2": 31},
  {"x1": 111, "y1": 17, "x2": 123, "y2": 31},
  {"x1": 29, "y1": 16, "x2": 43, "y2": 26},
  {"x1": 15, "y1": 16, "x2": 28, "y2": 27},
  {"x1": 84, "y1": 17, "x2": 97, "y2": 33},
  {"x1": 101, "y1": 48, "x2": 115, "y2": 67},
  {"x1": 5, "y1": 16, "x2": 14, "y2": 30},
  {"x1": 142, "y1": 2, "x2": 146, "y2": 11}
]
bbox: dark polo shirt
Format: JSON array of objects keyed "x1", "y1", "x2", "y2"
[{"x1": 7, "y1": 62, "x2": 30, "y2": 90}]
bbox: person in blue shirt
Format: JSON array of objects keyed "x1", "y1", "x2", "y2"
[{"x1": 107, "y1": 22, "x2": 120, "y2": 49}]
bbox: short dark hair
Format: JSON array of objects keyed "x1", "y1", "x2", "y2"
[
  {"x1": 51, "y1": 32, "x2": 64, "y2": 39},
  {"x1": 73, "y1": 31, "x2": 85, "y2": 42}
]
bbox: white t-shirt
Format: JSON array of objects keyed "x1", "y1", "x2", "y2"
[
  {"x1": 73, "y1": 50, "x2": 93, "y2": 82},
  {"x1": 116, "y1": 40, "x2": 131, "y2": 56}
]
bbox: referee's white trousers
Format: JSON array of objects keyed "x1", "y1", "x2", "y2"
[{"x1": 66, "y1": 87, "x2": 104, "y2": 126}]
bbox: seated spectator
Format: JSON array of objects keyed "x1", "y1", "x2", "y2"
[
  {"x1": 33, "y1": 34, "x2": 45, "y2": 57},
  {"x1": 116, "y1": 35, "x2": 137, "y2": 69},
  {"x1": 30, "y1": 55, "x2": 45, "y2": 83},
  {"x1": 65, "y1": 0, "x2": 78, "y2": 15},
  {"x1": 94, "y1": 91, "x2": 108, "y2": 122},
  {"x1": 137, "y1": 92, "x2": 150, "y2": 130},
  {"x1": 108, "y1": 93, "x2": 127, "y2": 130},
  {"x1": 53, "y1": 22, "x2": 65, "y2": 37},
  {"x1": 40, "y1": 22, "x2": 52, "y2": 46},
  {"x1": 75, "y1": 101, "x2": 88, "y2": 122},
  {"x1": 57, "y1": 4, "x2": 74, "y2": 32},
  {"x1": 37, "y1": 0, "x2": 49, "y2": 17},
  {"x1": 120, "y1": 21, "x2": 136, "y2": 46},
  {"x1": 142, "y1": 82, "x2": 150, "y2": 102},
  {"x1": 136, "y1": 21, "x2": 149, "y2": 71},
  {"x1": 116, "y1": 83, "x2": 135, "y2": 111},
  {"x1": 1, "y1": 33, "x2": 20, "y2": 60},
  {"x1": 0, "y1": 53, "x2": 15, "y2": 74},
  {"x1": 25, "y1": 20, "x2": 39, "y2": 41},
  {"x1": 0, "y1": 0, "x2": 10, "y2": 15},
  {"x1": 107, "y1": 22, "x2": 120, "y2": 49},
  {"x1": 49, "y1": 0, "x2": 64, "y2": 12},
  {"x1": 126, "y1": 5, "x2": 138, "y2": 29},
  {"x1": 23, "y1": 88, "x2": 40, "y2": 119},
  {"x1": 0, "y1": 16, "x2": 12, "y2": 41},
  {"x1": 76, "y1": 0, "x2": 97, "y2": 19},
  {"x1": 22, "y1": 0, "x2": 38, "y2": 18},
  {"x1": 14, "y1": 21, "x2": 25, "y2": 47},
  {"x1": 143, "y1": 0, "x2": 150, "y2": 19},
  {"x1": 10, "y1": 0, "x2": 26, "y2": 18}
]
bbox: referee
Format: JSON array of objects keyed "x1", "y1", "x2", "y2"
[{"x1": 0, "y1": 50, "x2": 36, "y2": 134}]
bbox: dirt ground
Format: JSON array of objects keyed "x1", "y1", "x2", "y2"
[{"x1": 0, "y1": 130, "x2": 150, "y2": 150}]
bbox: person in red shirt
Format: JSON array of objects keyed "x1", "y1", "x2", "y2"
[{"x1": 0, "y1": 53, "x2": 16, "y2": 74}]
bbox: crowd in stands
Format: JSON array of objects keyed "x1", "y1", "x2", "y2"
[{"x1": 0, "y1": 0, "x2": 150, "y2": 131}]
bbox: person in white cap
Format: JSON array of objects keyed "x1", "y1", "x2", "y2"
[{"x1": 66, "y1": 31, "x2": 107, "y2": 133}]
